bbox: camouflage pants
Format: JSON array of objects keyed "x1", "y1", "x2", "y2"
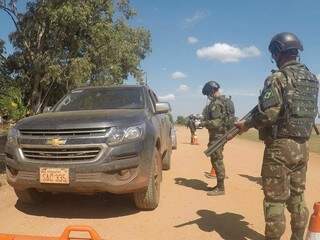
[
  {"x1": 190, "y1": 128, "x2": 196, "y2": 137},
  {"x1": 262, "y1": 138, "x2": 309, "y2": 240},
  {"x1": 209, "y1": 134, "x2": 225, "y2": 180}
]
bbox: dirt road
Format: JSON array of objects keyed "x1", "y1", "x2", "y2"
[{"x1": 1, "y1": 126, "x2": 320, "y2": 239}]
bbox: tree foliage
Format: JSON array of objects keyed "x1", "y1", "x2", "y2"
[
  {"x1": 1, "y1": 0, "x2": 151, "y2": 113},
  {"x1": 0, "y1": 41, "x2": 26, "y2": 120},
  {"x1": 0, "y1": 86, "x2": 27, "y2": 120},
  {"x1": 0, "y1": 39, "x2": 7, "y2": 85},
  {"x1": 176, "y1": 116, "x2": 187, "y2": 125}
]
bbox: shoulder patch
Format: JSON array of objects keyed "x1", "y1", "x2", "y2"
[{"x1": 263, "y1": 89, "x2": 273, "y2": 100}]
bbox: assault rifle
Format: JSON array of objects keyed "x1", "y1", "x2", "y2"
[{"x1": 204, "y1": 105, "x2": 258, "y2": 157}]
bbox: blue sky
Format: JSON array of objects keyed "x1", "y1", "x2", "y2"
[{"x1": 1, "y1": 0, "x2": 320, "y2": 117}]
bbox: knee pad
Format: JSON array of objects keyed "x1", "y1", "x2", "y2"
[{"x1": 264, "y1": 200, "x2": 286, "y2": 238}]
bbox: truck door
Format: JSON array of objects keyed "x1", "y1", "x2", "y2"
[{"x1": 150, "y1": 91, "x2": 170, "y2": 151}]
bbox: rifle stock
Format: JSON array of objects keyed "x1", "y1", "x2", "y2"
[{"x1": 204, "y1": 105, "x2": 258, "y2": 157}]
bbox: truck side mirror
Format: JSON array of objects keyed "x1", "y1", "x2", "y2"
[
  {"x1": 155, "y1": 102, "x2": 170, "y2": 114},
  {"x1": 43, "y1": 106, "x2": 52, "y2": 113}
]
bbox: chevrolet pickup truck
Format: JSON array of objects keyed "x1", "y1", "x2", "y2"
[{"x1": 4, "y1": 85, "x2": 173, "y2": 210}]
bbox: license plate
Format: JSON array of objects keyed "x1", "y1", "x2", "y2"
[{"x1": 39, "y1": 168, "x2": 70, "y2": 184}]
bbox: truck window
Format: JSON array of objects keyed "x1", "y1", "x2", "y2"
[{"x1": 54, "y1": 88, "x2": 145, "y2": 112}]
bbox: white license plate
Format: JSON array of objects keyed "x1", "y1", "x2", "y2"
[{"x1": 39, "y1": 168, "x2": 70, "y2": 184}]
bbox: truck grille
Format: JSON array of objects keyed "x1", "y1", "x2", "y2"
[
  {"x1": 20, "y1": 128, "x2": 108, "y2": 137},
  {"x1": 21, "y1": 147, "x2": 101, "y2": 161}
]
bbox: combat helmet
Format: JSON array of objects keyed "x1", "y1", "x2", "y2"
[
  {"x1": 202, "y1": 81, "x2": 220, "y2": 96},
  {"x1": 268, "y1": 32, "x2": 303, "y2": 56}
]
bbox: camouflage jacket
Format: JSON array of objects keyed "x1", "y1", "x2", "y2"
[
  {"x1": 245, "y1": 60, "x2": 318, "y2": 141},
  {"x1": 203, "y1": 95, "x2": 228, "y2": 135},
  {"x1": 186, "y1": 119, "x2": 196, "y2": 131}
]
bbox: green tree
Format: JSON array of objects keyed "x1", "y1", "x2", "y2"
[
  {"x1": 0, "y1": 86, "x2": 27, "y2": 121},
  {"x1": 166, "y1": 113, "x2": 174, "y2": 124},
  {"x1": 3, "y1": 0, "x2": 151, "y2": 113},
  {"x1": 1, "y1": 37, "x2": 28, "y2": 122},
  {"x1": 0, "y1": 39, "x2": 7, "y2": 85},
  {"x1": 176, "y1": 116, "x2": 187, "y2": 125}
]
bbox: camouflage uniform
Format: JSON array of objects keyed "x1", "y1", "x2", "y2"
[
  {"x1": 203, "y1": 96, "x2": 229, "y2": 180},
  {"x1": 245, "y1": 61, "x2": 319, "y2": 240},
  {"x1": 187, "y1": 118, "x2": 196, "y2": 138}
]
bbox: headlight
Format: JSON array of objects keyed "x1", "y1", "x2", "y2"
[
  {"x1": 7, "y1": 127, "x2": 19, "y2": 146},
  {"x1": 106, "y1": 123, "x2": 145, "y2": 146}
]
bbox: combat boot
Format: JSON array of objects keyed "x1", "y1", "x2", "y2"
[{"x1": 207, "y1": 179, "x2": 225, "y2": 196}]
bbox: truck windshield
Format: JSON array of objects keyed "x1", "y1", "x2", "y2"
[{"x1": 54, "y1": 88, "x2": 145, "y2": 112}]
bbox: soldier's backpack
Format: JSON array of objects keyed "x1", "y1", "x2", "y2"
[{"x1": 222, "y1": 96, "x2": 236, "y2": 130}]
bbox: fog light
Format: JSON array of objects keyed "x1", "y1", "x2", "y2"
[{"x1": 116, "y1": 169, "x2": 131, "y2": 181}]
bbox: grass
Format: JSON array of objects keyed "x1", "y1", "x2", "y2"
[{"x1": 237, "y1": 128, "x2": 320, "y2": 154}]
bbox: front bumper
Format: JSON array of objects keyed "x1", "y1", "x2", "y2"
[{"x1": 5, "y1": 139, "x2": 154, "y2": 194}]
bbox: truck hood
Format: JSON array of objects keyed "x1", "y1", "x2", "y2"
[{"x1": 16, "y1": 109, "x2": 147, "y2": 130}]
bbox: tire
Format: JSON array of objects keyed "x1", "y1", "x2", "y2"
[
  {"x1": 14, "y1": 188, "x2": 47, "y2": 204},
  {"x1": 162, "y1": 149, "x2": 172, "y2": 171},
  {"x1": 133, "y1": 149, "x2": 161, "y2": 210}
]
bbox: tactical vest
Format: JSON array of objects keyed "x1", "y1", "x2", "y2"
[
  {"x1": 223, "y1": 96, "x2": 236, "y2": 129},
  {"x1": 206, "y1": 95, "x2": 235, "y2": 130},
  {"x1": 276, "y1": 64, "x2": 319, "y2": 139}
]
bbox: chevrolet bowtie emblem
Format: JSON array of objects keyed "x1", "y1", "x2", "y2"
[{"x1": 47, "y1": 138, "x2": 67, "y2": 146}]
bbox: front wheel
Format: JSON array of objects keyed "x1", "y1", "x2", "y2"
[{"x1": 133, "y1": 149, "x2": 161, "y2": 210}]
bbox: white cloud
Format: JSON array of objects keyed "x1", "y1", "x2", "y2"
[
  {"x1": 171, "y1": 71, "x2": 187, "y2": 80},
  {"x1": 177, "y1": 84, "x2": 190, "y2": 92},
  {"x1": 185, "y1": 10, "x2": 209, "y2": 25},
  {"x1": 317, "y1": 74, "x2": 320, "y2": 80},
  {"x1": 162, "y1": 67, "x2": 167, "y2": 71},
  {"x1": 158, "y1": 94, "x2": 176, "y2": 101},
  {"x1": 196, "y1": 43, "x2": 261, "y2": 63},
  {"x1": 187, "y1": 36, "x2": 199, "y2": 44}
]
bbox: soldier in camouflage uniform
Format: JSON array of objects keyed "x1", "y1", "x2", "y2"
[
  {"x1": 236, "y1": 32, "x2": 319, "y2": 240},
  {"x1": 202, "y1": 81, "x2": 235, "y2": 196},
  {"x1": 186, "y1": 115, "x2": 197, "y2": 144}
]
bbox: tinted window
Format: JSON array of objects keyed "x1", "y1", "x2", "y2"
[{"x1": 54, "y1": 88, "x2": 145, "y2": 112}]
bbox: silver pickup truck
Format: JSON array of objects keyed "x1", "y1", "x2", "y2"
[{"x1": 4, "y1": 85, "x2": 174, "y2": 210}]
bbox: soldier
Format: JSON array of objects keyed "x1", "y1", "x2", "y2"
[
  {"x1": 186, "y1": 114, "x2": 197, "y2": 144},
  {"x1": 235, "y1": 32, "x2": 319, "y2": 240},
  {"x1": 202, "y1": 81, "x2": 235, "y2": 196}
]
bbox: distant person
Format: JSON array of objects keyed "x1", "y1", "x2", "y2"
[
  {"x1": 186, "y1": 115, "x2": 197, "y2": 144},
  {"x1": 202, "y1": 81, "x2": 235, "y2": 196},
  {"x1": 235, "y1": 32, "x2": 319, "y2": 240}
]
